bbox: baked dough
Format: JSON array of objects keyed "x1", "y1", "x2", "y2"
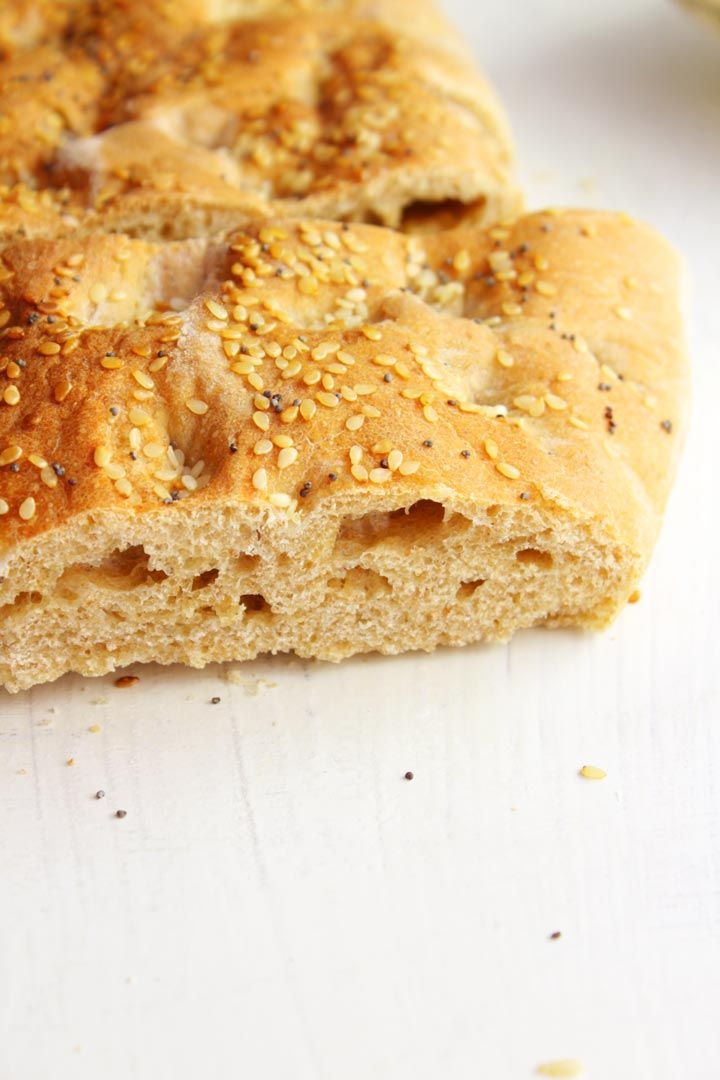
[
  {"x1": 680, "y1": 0, "x2": 720, "y2": 28},
  {"x1": 0, "y1": 210, "x2": 688, "y2": 691},
  {"x1": 0, "y1": 0, "x2": 519, "y2": 240}
]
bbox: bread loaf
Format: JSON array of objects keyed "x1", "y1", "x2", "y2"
[
  {"x1": 0, "y1": 210, "x2": 688, "y2": 691},
  {"x1": 0, "y1": 0, "x2": 519, "y2": 241}
]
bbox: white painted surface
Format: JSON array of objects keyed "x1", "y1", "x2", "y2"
[{"x1": 1, "y1": 2, "x2": 719, "y2": 1077}]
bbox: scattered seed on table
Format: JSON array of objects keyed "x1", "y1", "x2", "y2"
[{"x1": 579, "y1": 764, "x2": 606, "y2": 780}]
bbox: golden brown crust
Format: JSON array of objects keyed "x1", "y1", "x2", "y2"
[
  {"x1": 0, "y1": 1, "x2": 519, "y2": 236},
  {"x1": 0, "y1": 209, "x2": 687, "y2": 555},
  {"x1": 0, "y1": 3, "x2": 690, "y2": 692},
  {"x1": 0, "y1": 209, "x2": 689, "y2": 691}
]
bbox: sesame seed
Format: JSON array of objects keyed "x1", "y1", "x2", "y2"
[
  {"x1": 0, "y1": 445, "x2": 22, "y2": 466},
  {"x1": 536, "y1": 1060, "x2": 583, "y2": 1078},
  {"x1": 349, "y1": 445, "x2": 363, "y2": 466},
  {"x1": 361, "y1": 326, "x2": 382, "y2": 341},
  {"x1": 278, "y1": 447, "x2": 298, "y2": 470},
  {"x1": 115, "y1": 478, "x2": 132, "y2": 496},
  {"x1": 252, "y1": 468, "x2": 268, "y2": 492},
  {"x1": 311, "y1": 342, "x2": 340, "y2": 361},
  {"x1": 53, "y1": 380, "x2": 73, "y2": 402},
  {"x1": 579, "y1": 765, "x2": 606, "y2": 780},
  {"x1": 2, "y1": 386, "x2": 20, "y2": 406},
  {"x1": 346, "y1": 414, "x2": 364, "y2": 431},
  {"x1": 300, "y1": 399, "x2": 317, "y2": 421},
  {"x1": 496, "y1": 349, "x2": 514, "y2": 368},
  {"x1": 387, "y1": 449, "x2": 403, "y2": 471},
  {"x1": 269, "y1": 492, "x2": 292, "y2": 508},
  {"x1": 273, "y1": 432, "x2": 295, "y2": 449},
  {"x1": 94, "y1": 445, "x2": 112, "y2": 468},
  {"x1": 535, "y1": 280, "x2": 558, "y2": 297},
  {"x1": 614, "y1": 306, "x2": 632, "y2": 321},
  {"x1": 351, "y1": 463, "x2": 369, "y2": 482},
  {"x1": 545, "y1": 393, "x2": 567, "y2": 411},
  {"x1": 496, "y1": 462, "x2": 521, "y2": 480},
  {"x1": 143, "y1": 443, "x2": 164, "y2": 459},
  {"x1": 398, "y1": 460, "x2": 419, "y2": 476},
  {"x1": 101, "y1": 356, "x2": 123, "y2": 370},
  {"x1": 253, "y1": 439, "x2": 273, "y2": 455},
  {"x1": 568, "y1": 416, "x2": 589, "y2": 430},
  {"x1": 18, "y1": 496, "x2": 36, "y2": 521},
  {"x1": 89, "y1": 283, "x2": 107, "y2": 304},
  {"x1": 0, "y1": 499, "x2": 8, "y2": 515},
  {"x1": 132, "y1": 370, "x2": 154, "y2": 390},
  {"x1": 186, "y1": 399, "x2": 209, "y2": 416},
  {"x1": 501, "y1": 301, "x2": 523, "y2": 316},
  {"x1": 423, "y1": 404, "x2": 439, "y2": 423},
  {"x1": 128, "y1": 408, "x2": 151, "y2": 426},
  {"x1": 369, "y1": 467, "x2": 392, "y2": 484},
  {"x1": 205, "y1": 299, "x2": 228, "y2": 320},
  {"x1": 298, "y1": 276, "x2": 318, "y2": 296},
  {"x1": 453, "y1": 249, "x2": 471, "y2": 272},
  {"x1": 317, "y1": 391, "x2": 340, "y2": 409},
  {"x1": 484, "y1": 438, "x2": 499, "y2": 460}
]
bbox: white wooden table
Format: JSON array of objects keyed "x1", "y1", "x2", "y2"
[{"x1": 2, "y1": 2, "x2": 719, "y2": 1077}]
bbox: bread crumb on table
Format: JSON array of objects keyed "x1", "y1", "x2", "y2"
[
  {"x1": 537, "y1": 1061, "x2": 584, "y2": 1078},
  {"x1": 222, "y1": 671, "x2": 277, "y2": 695}
]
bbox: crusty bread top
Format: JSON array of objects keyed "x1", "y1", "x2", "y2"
[
  {"x1": 0, "y1": 0, "x2": 518, "y2": 238},
  {"x1": 0, "y1": 209, "x2": 688, "y2": 567}
]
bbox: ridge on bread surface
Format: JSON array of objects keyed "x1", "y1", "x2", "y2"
[{"x1": 0, "y1": 210, "x2": 688, "y2": 690}]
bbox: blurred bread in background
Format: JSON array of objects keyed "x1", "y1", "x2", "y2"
[{"x1": 678, "y1": 0, "x2": 720, "y2": 30}]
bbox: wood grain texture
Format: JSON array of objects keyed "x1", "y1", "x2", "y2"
[{"x1": 1, "y1": 0, "x2": 719, "y2": 1077}]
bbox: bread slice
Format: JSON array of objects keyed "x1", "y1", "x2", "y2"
[
  {"x1": 0, "y1": 209, "x2": 688, "y2": 691},
  {"x1": 0, "y1": 0, "x2": 519, "y2": 241}
]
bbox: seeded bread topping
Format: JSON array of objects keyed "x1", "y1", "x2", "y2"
[
  {"x1": 0, "y1": 209, "x2": 688, "y2": 691},
  {"x1": 0, "y1": 0, "x2": 519, "y2": 240}
]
